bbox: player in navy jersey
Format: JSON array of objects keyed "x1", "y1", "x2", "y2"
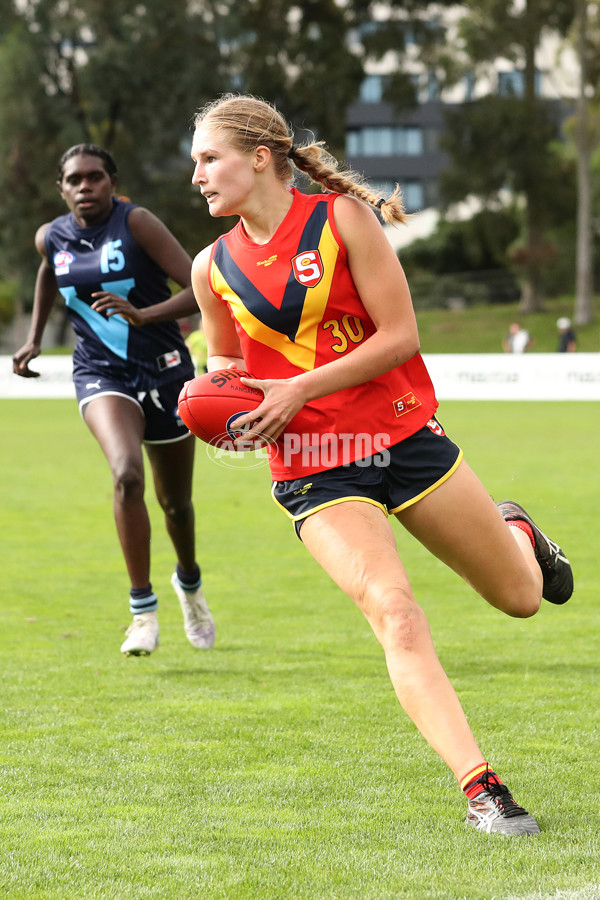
[
  {"x1": 13, "y1": 144, "x2": 215, "y2": 658},
  {"x1": 189, "y1": 94, "x2": 574, "y2": 835}
]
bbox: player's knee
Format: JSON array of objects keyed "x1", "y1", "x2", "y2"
[
  {"x1": 160, "y1": 497, "x2": 193, "y2": 525},
  {"x1": 504, "y1": 591, "x2": 541, "y2": 618},
  {"x1": 490, "y1": 574, "x2": 541, "y2": 618},
  {"x1": 112, "y1": 463, "x2": 144, "y2": 503},
  {"x1": 371, "y1": 591, "x2": 430, "y2": 653}
]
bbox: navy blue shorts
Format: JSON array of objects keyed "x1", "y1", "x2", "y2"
[
  {"x1": 74, "y1": 367, "x2": 193, "y2": 444},
  {"x1": 271, "y1": 418, "x2": 462, "y2": 538}
]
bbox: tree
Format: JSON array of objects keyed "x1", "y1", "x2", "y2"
[
  {"x1": 571, "y1": 0, "x2": 600, "y2": 325},
  {"x1": 0, "y1": 0, "x2": 370, "y2": 310},
  {"x1": 0, "y1": 0, "x2": 230, "y2": 304},
  {"x1": 437, "y1": 0, "x2": 577, "y2": 313},
  {"x1": 226, "y1": 0, "x2": 365, "y2": 154}
]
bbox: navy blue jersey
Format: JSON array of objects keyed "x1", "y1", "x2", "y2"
[{"x1": 45, "y1": 198, "x2": 194, "y2": 390}]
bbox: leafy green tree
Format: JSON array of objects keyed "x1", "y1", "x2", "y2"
[
  {"x1": 570, "y1": 0, "x2": 600, "y2": 324},
  {"x1": 0, "y1": 0, "x2": 370, "y2": 313},
  {"x1": 226, "y1": 0, "x2": 364, "y2": 154},
  {"x1": 399, "y1": 208, "x2": 523, "y2": 308},
  {"x1": 0, "y1": 0, "x2": 230, "y2": 306},
  {"x1": 437, "y1": 0, "x2": 577, "y2": 313}
]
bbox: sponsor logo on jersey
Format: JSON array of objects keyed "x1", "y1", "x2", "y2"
[
  {"x1": 257, "y1": 254, "x2": 278, "y2": 267},
  {"x1": 392, "y1": 391, "x2": 421, "y2": 417},
  {"x1": 53, "y1": 250, "x2": 75, "y2": 275},
  {"x1": 291, "y1": 249, "x2": 323, "y2": 287},
  {"x1": 426, "y1": 418, "x2": 445, "y2": 436}
]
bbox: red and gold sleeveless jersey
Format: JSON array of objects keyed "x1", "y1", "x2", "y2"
[{"x1": 208, "y1": 189, "x2": 438, "y2": 479}]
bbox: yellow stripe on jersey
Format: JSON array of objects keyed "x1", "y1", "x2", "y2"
[{"x1": 210, "y1": 219, "x2": 340, "y2": 372}]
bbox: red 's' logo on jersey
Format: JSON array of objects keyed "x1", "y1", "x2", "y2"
[
  {"x1": 393, "y1": 392, "x2": 422, "y2": 417},
  {"x1": 291, "y1": 250, "x2": 323, "y2": 288}
]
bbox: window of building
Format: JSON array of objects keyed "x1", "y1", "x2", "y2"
[
  {"x1": 426, "y1": 71, "x2": 439, "y2": 101},
  {"x1": 398, "y1": 127, "x2": 423, "y2": 155},
  {"x1": 498, "y1": 70, "x2": 524, "y2": 96},
  {"x1": 346, "y1": 130, "x2": 361, "y2": 157},
  {"x1": 368, "y1": 179, "x2": 425, "y2": 213},
  {"x1": 464, "y1": 70, "x2": 475, "y2": 102},
  {"x1": 402, "y1": 180, "x2": 424, "y2": 211},
  {"x1": 363, "y1": 127, "x2": 394, "y2": 155},
  {"x1": 346, "y1": 127, "x2": 423, "y2": 157},
  {"x1": 359, "y1": 75, "x2": 383, "y2": 103},
  {"x1": 497, "y1": 69, "x2": 542, "y2": 97}
]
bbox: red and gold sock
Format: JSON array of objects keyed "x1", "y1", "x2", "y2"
[{"x1": 460, "y1": 763, "x2": 503, "y2": 800}]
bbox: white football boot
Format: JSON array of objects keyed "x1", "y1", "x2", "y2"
[
  {"x1": 171, "y1": 573, "x2": 215, "y2": 649},
  {"x1": 120, "y1": 611, "x2": 160, "y2": 657}
]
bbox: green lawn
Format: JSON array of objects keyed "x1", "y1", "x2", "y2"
[
  {"x1": 414, "y1": 296, "x2": 600, "y2": 354},
  {"x1": 0, "y1": 399, "x2": 598, "y2": 899}
]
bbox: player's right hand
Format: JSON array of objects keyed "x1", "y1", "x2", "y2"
[{"x1": 12, "y1": 343, "x2": 41, "y2": 378}]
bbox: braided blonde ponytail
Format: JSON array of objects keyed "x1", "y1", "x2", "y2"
[{"x1": 289, "y1": 142, "x2": 408, "y2": 226}]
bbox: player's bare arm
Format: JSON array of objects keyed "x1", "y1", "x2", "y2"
[
  {"x1": 192, "y1": 245, "x2": 245, "y2": 371},
  {"x1": 13, "y1": 224, "x2": 58, "y2": 377}
]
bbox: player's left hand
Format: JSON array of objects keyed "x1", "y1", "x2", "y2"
[
  {"x1": 235, "y1": 375, "x2": 306, "y2": 445},
  {"x1": 90, "y1": 291, "x2": 147, "y2": 326}
]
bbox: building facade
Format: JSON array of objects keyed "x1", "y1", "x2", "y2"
[{"x1": 345, "y1": 17, "x2": 577, "y2": 216}]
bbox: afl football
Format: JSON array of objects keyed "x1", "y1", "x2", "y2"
[{"x1": 177, "y1": 368, "x2": 264, "y2": 449}]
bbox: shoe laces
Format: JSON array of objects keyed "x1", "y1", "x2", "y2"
[{"x1": 478, "y1": 770, "x2": 526, "y2": 818}]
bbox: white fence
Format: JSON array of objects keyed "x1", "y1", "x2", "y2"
[{"x1": 1, "y1": 353, "x2": 599, "y2": 401}]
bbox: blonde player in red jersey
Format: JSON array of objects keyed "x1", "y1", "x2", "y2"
[{"x1": 189, "y1": 94, "x2": 573, "y2": 835}]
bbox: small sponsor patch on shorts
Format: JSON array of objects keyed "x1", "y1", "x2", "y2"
[{"x1": 157, "y1": 350, "x2": 181, "y2": 371}]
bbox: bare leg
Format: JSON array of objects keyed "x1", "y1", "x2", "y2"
[
  {"x1": 83, "y1": 395, "x2": 151, "y2": 589},
  {"x1": 145, "y1": 435, "x2": 197, "y2": 573},
  {"x1": 300, "y1": 501, "x2": 485, "y2": 779},
  {"x1": 396, "y1": 460, "x2": 542, "y2": 618},
  {"x1": 146, "y1": 436, "x2": 215, "y2": 651}
]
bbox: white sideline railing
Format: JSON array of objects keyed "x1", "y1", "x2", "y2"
[{"x1": 0, "y1": 353, "x2": 599, "y2": 401}]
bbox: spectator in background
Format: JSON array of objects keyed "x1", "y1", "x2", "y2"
[
  {"x1": 503, "y1": 321, "x2": 533, "y2": 354},
  {"x1": 557, "y1": 317, "x2": 577, "y2": 353}
]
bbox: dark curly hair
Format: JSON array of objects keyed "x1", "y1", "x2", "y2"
[{"x1": 57, "y1": 144, "x2": 118, "y2": 181}]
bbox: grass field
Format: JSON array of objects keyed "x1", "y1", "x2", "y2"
[
  {"x1": 1, "y1": 398, "x2": 598, "y2": 900},
  {"x1": 414, "y1": 296, "x2": 600, "y2": 354}
]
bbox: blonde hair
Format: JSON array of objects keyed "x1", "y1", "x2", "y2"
[{"x1": 193, "y1": 94, "x2": 408, "y2": 226}]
